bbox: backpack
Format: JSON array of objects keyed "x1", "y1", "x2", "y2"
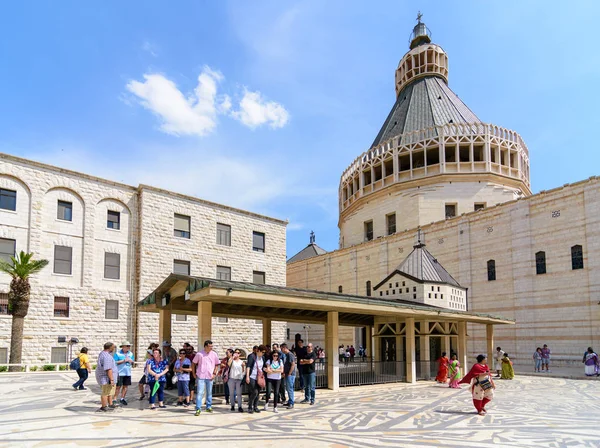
[{"x1": 69, "y1": 357, "x2": 81, "y2": 370}]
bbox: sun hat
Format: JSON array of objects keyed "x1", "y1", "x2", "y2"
[{"x1": 120, "y1": 341, "x2": 131, "y2": 347}]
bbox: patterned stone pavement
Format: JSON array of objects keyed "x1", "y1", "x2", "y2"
[{"x1": 1, "y1": 371, "x2": 599, "y2": 448}]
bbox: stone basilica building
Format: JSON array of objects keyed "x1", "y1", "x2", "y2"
[{"x1": 287, "y1": 18, "x2": 600, "y2": 366}]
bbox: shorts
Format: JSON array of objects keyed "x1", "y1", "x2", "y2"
[
  {"x1": 177, "y1": 380, "x2": 190, "y2": 397},
  {"x1": 541, "y1": 358, "x2": 549, "y2": 365},
  {"x1": 101, "y1": 383, "x2": 116, "y2": 397},
  {"x1": 117, "y1": 376, "x2": 132, "y2": 387},
  {"x1": 139, "y1": 375, "x2": 147, "y2": 385}
]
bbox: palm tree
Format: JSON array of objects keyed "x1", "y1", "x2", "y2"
[{"x1": 0, "y1": 251, "x2": 48, "y2": 371}]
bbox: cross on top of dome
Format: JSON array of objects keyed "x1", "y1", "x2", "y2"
[{"x1": 409, "y1": 12, "x2": 432, "y2": 49}]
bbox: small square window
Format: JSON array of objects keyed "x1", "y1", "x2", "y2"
[
  {"x1": 174, "y1": 214, "x2": 191, "y2": 239},
  {"x1": 474, "y1": 203, "x2": 486, "y2": 211},
  {"x1": 173, "y1": 259, "x2": 190, "y2": 275},
  {"x1": 107, "y1": 211, "x2": 120, "y2": 230},
  {"x1": 216, "y1": 265, "x2": 231, "y2": 281},
  {"x1": 57, "y1": 200, "x2": 73, "y2": 221},
  {"x1": 217, "y1": 317, "x2": 229, "y2": 323},
  {"x1": 0, "y1": 347, "x2": 7, "y2": 363},
  {"x1": 0, "y1": 293, "x2": 8, "y2": 315},
  {"x1": 0, "y1": 238, "x2": 16, "y2": 263},
  {"x1": 0, "y1": 189, "x2": 16, "y2": 211},
  {"x1": 53, "y1": 296, "x2": 69, "y2": 318},
  {"x1": 105, "y1": 300, "x2": 119, "y2": 319},
  {"x1": 217, "y1": 223, "x2": 231, "y2": 246},
  {"x1": 175, "y1": 314, "x2": 187, "y2": 322},
  {"x1": 253, "y1": 271, "x2": 266, "y2": 285},
  {"x1": 445, "y1": 203, "x2": 456, "y2": 219},
  {"x1": 255, "y1": 319, "x2": 262, "y2": 325},
  {"x1": 51, "y1": 347, "x2": 67, "y2": 364},
  {"x1": 252, "y1": 231, "x2": 265, "y2": 252}
]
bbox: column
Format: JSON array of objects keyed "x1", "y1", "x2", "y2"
[
  {"x1": 365, "y1": 325, "x2": 372, "y2": 360},
  {"x1": 326, "y1": 311, "x2": 339, "y2": 391},
  {"x1": 158, "y1": 309, "x2": 172, "y2": 345},
  {"x1": 486, "y1": 324, "x2": 494, "y2": 366},
  {"x1": 441, "y1": 336, "x2": 451, "y2": 354},
  {"x1": 419, "y1": 323, "x2": 431, "y2": 380},
  {"x1": 405, "y1": 318, "x2": 416, "y2": 384},
  {"x1": 197, "y1": 301, "x2": 212, "y2": 347},
  {"x1": 458, "y1": 321, "x2": 467, "y2": 372},
  {"x1": 262, "y1": 318, "x2": 272, "y2": 346}
]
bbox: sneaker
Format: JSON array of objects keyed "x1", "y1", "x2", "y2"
[
  {"x1": 120, "y1": 398, "x2": 128, "y2": 406},
  {"x1": 230, "y1": 406, "x2": 235, "y2": 412},
  {"x1": 183, "y1": 402, "x2": 189, "y2": 407},
  {"x1": 288, "y1": 404, "x2": 294, "y2": 409},
  {"x1": 177, "y1": 402, "x2": 183, "y2": 407},
  {"x1": 300, "y1": 399, "x2": 309, "y2": 404},
  {"x1": 205, "y1": 408, "x2": 213, "y2": 413},
  {"x1": 79, "y1": 387, "x2": 87, "y2": 390},
  {"x1": 195, "y1": 409, "x2": 201, "y2": 416},
  {"x1": 72, "y1": 385, "x2": 78, "y2": 390},
  {"x1": 273, "y1": 407, "x2": 279, "y2": 413},
  {"x1": 109, "y1": 403, "x2": 119, "y2": 409},
  {"x1": 253, "y1": 408, "x2": 261, "y2": 414},
  {"x1": 248, "y1": 409, "x2": 254, "y2": 414},
  {"x1": 96, "y1": 407, "x2": 108, "y2": 412},
  {"x1": 238, "y1": 408, "x2": 244, "y2": 413},
  {"x1": 263, "y1": 404, "x2": 268, "y2": 411}
]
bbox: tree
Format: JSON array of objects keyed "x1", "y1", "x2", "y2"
[{"x1": 0, "y1": 251, "x2": 48, "y2": 371}]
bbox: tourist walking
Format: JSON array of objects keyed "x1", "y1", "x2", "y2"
[
  {"x1": 227, "y1": 349, "x2": 245, "y2": 412},
  {"x1": 281, "y1": 343, "x2": 296, "y2": 408},
  {"x1": 95, "y1": 342, "x2": 118, "y2": 412},
  {"x1": 533, "y1": 347, "x2": 543, "y2": 372},
  {"x1": 460, "y1": 354, "x2": 496, "y2": 416},
  {"x1": 448, "y1": 354, "x2": 462, "y2": 388},
  {"x1": 583, "y1": 347, "x2": 599, "y2": 376},
  {"x1": 435, "y1": 352, "x2": 449, "y2": 383},
  {"x1": 72, "y1": 347, "x2": 91, "y2": 390},
  {"x1": 541, "y1": 344, "x2": 551, "y2": 372},
  {"x1": 175, "y1": 349, "x2": 192, "y2": 407},
  {"x1": 494, "y1": 347, "x2": 504, "y2": 378},
  {"x1": 300, "y1": 343, "x2": 317, "y2": 405},
  {"x1": 246, "y1": 344, "x2": 266, "y2": 414},
  {"x1": 113, "y1": 341, "x2": 134, "y2": 405},
  {"x1": 264, "y1": 350, "x2": 284, "y2": 412},
  {"x1": 501, "y1": 353, "x2": 515, "y2": 379},
  {"x1": 192, "y1": 340, "x2": 220, "y2": 415},
  {"x1": 147, "y1": 348, "x2": 169, "y2": 410},
  {"x1": 220, "y1": 349, "x2": 233, "y2": 406}
]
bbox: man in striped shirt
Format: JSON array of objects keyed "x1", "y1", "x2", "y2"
[{"x1": 96, "y1": 342, "x2": 118, "y2": 412}]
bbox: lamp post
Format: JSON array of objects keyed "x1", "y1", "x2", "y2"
[{"x1": 303, "y1": 325, "x2": 311, "y2": 344}]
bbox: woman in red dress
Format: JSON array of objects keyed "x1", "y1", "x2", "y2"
[{"x1": 435, "y1": 352, "x2": 449, "y2": 383}]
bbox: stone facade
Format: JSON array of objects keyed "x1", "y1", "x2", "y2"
[{"x1": 0, "y1": 153, "x2": 287, "y2": 364}]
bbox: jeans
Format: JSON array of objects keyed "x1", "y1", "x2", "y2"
[
  {"x1": 286, "y1": 374, "x2": 296, "y2": 405},
  {"x1": 73, "y1": 368, "x2": 88, "y2": 389},
  {"x1": 148, "y1": 381, "x2": 165, "y2": 404},
  {"x1": 228, "y1": 378, "x2": 243, "y2": 408},
  {"x1": 224, "y1": 380, "x2": 230, "y2": 402},
  {"x1": 196, "y1": 379, "x2": 214, "y2": 410},
  {"x1": 278, "y1": 376, "x2": 286, "y2": 402},
  {"x1": 302, "y1": 372, "x2": 316, "y2": 402},
  {"x1": 535, "y1": 359, "x2": 542, "y2": 370},
  {"x1": 265, "y1": 378, "x2": 281, "y2": 407},
  {"x1": 177, "y1": 380, "x2": 190, "y2": 398},
  {"x1": 248, "y1": 378, "x2": 261, "y2": 410}
]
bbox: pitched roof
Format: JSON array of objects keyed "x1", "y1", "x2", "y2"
[
  {"x1": 287, "y1": 242, "x2": 328, "y2": 264},
  {"x1": 371, "y1": 76, "x2": 481, "y2": 148}
]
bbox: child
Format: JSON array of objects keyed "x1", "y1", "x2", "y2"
[
  {"x1": 174, "y1": 349, "x2": 192, "y2": 406},
  {"x1": 501, "y1": 353, "x2": 515, "y2": 379}
]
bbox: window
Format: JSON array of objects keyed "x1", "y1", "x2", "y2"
[
  {"x1": 571, "y1": 245, "x2": 584, "y2": 270},
  {"x1": 51, "y1": 347, "x2": 67, "y2": 364},
  {"x1": 386, "y1": 291, "x2": 389, "y2": 295},
  {"x1": 217, "y1": 223, "x2": 231, "y2": 246},
  {"x1": 392, "y1": 289, "x2": 395, "y2": 294},
  {"x1": 413, "y1": 294, "x2": 416, "y2": 299},
  {"x1": 0, "y1": 188, "x2": 16, "y2": 211},
  {"x1": 413, "y1": 286, "x2": 416, "y2": 292},
  {"x1": 252, "y1": 231, "x2": 265, "y2": 252},
  {"x1": 216, "y1": 266, "x2": 231, "y2": 281},
  {"x1": 487, "y1": 259, "x2": 496, "y2": 281},
  {"x1": 402, "y1": 281, "x2": 405, "y2": 287},
  {"x1": 104, "y1": 253, "x2": 120, "y2": 279},
  {"x1": 253, "y1": 271, "x2": 265, "y2": 285},
  {"x1": 366, "y1": 281, "x2": 371, "y2": 296},
  {"x1": 445, "y1": 204, "x2": 456, "y2": 219},
  {"x1": 175, "y1": 314, "x2": 187, "y2": 322},
  {"x1": 535, "y1": 251, "x2": 546, "y2": 275},
  {"x1": 53, "y1": 246, "x2": 72, "y2": 275},
  {"x1": 0, "y1": 238, "x2": 15, "y2": 263},
  {"x1": 174, "y1": 214, "x2": 191, "y2": 239},
  {"x1": 389, "y1": 283, "x2": 392, "y2": 288},
  {"x1": 107, "y1": 211, "x2": 120, "y2": 230},
  {"x1": 217, "y1": 317, "x2": 229, "y2": 323},
  {"x1": 57, "y1": 200, "x2": 73, "y2": 221},
  {"x1": 386, "y1": 213, "x2": 396, "y2": 235},
  {"x1": 0, "y1": 293, "x2": 8, "y2": 315},
  {"x1": 395, "y1": 282, "x2": 399, "y2": 287},
  {"x1": 338, "y1": 285, "x2": 343, "y2": 293},
  {"x1": 173, "y1": 260, "x2": 190, "y2": 275},
  {"x1": 254, "y1": 319, "x2": 262, "y2": 324},
  {"x1": 380, "y1": 291, "x2": 383, "y2": 296},
  {"x1": 286, "y1": 328, "x2": 290, "y2": 340},
  {"x1": 364, "y1": 221, "x2": 374, "y2": 241},
  {"x1": 105, "y1": 300, "x2": 119, "y2": 319},
  {"x1": 53, "y1": 297, "x2": 69, "y2": 318},
  {"x1": 428, "y1": 293, "x2": 431, "y2": 298},
  {"x1": 474, "y1": 203, "x2": 486, "y2": 211},
  {"x1": 405, "y1": 288, "x2": 409, "y2": 293},
  {"x1": 0, "y1": 347, "x2": 7, "y2": 363},
  {"x1": 441, "y1": 294, "x2": 443, "y2": 299}
]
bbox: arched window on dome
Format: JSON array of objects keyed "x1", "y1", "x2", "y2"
[
  {"x1": 535, "y1": 251, "x2": 546, "y2": 275},
  {"x1": 487, "y1": 260, "x2": 496, "y2": 281},
  {"x1": 571, "y1": 245, "x2": 584, "y2": 270}
]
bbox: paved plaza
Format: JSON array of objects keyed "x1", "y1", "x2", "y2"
[{"x1": 1, "y1": 371, "x2": 599, "y2": 448}]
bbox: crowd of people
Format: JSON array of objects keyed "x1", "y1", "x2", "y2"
[{"x1": 337, "y1": 344, "x2": 367, "y2": 364}]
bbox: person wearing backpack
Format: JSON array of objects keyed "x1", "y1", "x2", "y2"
[{"x1": 72, "y1": 347, "x2": 91, "y2": 390}]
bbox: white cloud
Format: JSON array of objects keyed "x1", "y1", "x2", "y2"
[
  {"x1": 125, "y1": 66, "x2": 230, "y2": 137},
  {"x1": 231, "y1": 89, "x2": 289, "y2": 129}
]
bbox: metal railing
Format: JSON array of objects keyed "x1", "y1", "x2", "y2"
[{"x1": 340, "y1": 360, "x2": 406, "y2": 386}]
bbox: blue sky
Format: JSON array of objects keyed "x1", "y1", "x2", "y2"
[{"x1": 1, "y1": 1, "x2": 599, "y2": 258}]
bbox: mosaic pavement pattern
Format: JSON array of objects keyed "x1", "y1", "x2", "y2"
[{"x1": 1, "y1": 371, "x2": 599, "y2": 447}]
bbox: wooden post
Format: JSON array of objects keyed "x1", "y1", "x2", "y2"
[
  {"x1": 486, "y1": 324, "x2": 494, "y2": 366},
  {"x1": 326, "y1": 311, "x2": 339, "y2": 391},
  {"x1": 405, "y1": 318, "x2": 416, "y2": 384},
  {"x1": 197, "y1": 302, "x2": 212, "y2": 347},
  {"x1": 158, "y1": 309, "x2": 172, "y2": 345},
  {"x1": 458, "y1": 321, "x2": 468, "y2": 371},
  {"x1": 262, "y1": 318, "x2": 272, "y2": 346}
]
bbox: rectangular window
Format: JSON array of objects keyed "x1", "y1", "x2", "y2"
[
  {"x1": 175, "y1": 314, "x2": 187, "y2": 322},
  {"x1": 535, "y1": 251, "x2": 546, "y2": 275},
  {"x1": 216, "y1": 265, "x2": 231, "y2": 281},
  {"x1": 366, "y1": 281, "x2": 372, "y2": 296},
  {"x1": 405, "y1": 288, "x2": 409, "y2": 293},
  {"x1": 445, "y1": 204, "x2": 456, "y2": 219},
  {"x1": 217, "y1": 317, "x2": 229, "y2": 323},
  {"x1": 53, "y1": 296, "x2": 69, "y2": 318},
  {"x1": 53, "y1": 245, "x2": 72, "y2": 275},
  {"x1": 0, "y1": 238, "x2": 16, "y2": 263},
  {"x1": 252, "y1": 231, "x2": 265, "y2": 252},
  {"x1": 413, "y1": 286, "x2": 416, "y2": 292},
  {"x1": 0, "y1": 188, "x2": 16, "y2": 211},
  {"x1": 174, "y1": 214, "x2": 191, "y2": 239},
  {"x1": 57, "y1": 200, "x2": 73, "y2": 221},
  {"x1": 0, "y1": 293, "x2": 8, "y2": 315},
  {"x1": 386, "y1": 213, "x2": 396, "y2": 235},
  {"x1": 0, "y1": 347, "x2": 7, "y2": 363},
  {"x1": 474, "y1": 203, "x2": 486, "y2": 211},
  {"x1": 51, "y1": 347, "x2": 67, "y2": 364},
  {"x1": 413, "y1": 294, "x2": 416, "y2": 299},
  {"x1": 571, "y1": 245, "x2": 584, "y2": 270},
  {"x1": 107, "y1": 211, "x2": 120, "y2": 230},
  {"x1": 487, "y1": 259, "x2": 496, "y2": 281},
  {"x1": 253, "y1": 271, "x2": 266, "y2": 285},
  {"x1": 338, "y1": 285, "x2": 343, "y2": 293},
  {"x1": 216, "y1": 223, "x2": 231, "y2": 246},
  {"x1": 255, "y1": 319, "x2": 262, "y2": 324},
  {"x1": 364, "y1": 220, "x2": 374, "y2": 241},
  {"x1": 173, "y1": 259, "x2": 190, "y2": 275},
  {"x1": 441, "y1": 294, "x2": 443, "y2": 299},
  {"x1": 104, "y1": 253, "x2": 121, "y2": 279},
  {"x1": 105, "y1": 300, "x2": 119, "y2": 319}
]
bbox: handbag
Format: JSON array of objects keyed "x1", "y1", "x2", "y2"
[
  {"x1": 172, "y1": 375, "x2": 178, "y2": 385},
  {"x1": 254, "y1": 356, "x2": 266, "y2": 388},
  {"x1": 476, "y1": 376, "x2": 493, "y2": 391}
]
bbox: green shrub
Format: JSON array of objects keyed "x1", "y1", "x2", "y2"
[
  {"x1": 59, "y1": 365, "x2": 68, "y2": 371},
  {"x1": 42, "y1": 364, "x2": 56, "y2": 371},
  {"x1": 0, "y1": 366, "x2": 7, "y2": 372},
  {"x1": 30, "y1": 366, "x2": 38, "y2": 372}
]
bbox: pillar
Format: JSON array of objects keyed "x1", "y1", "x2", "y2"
[
  {"x1": 419, "y1": 329, "x2": 431, "y2": 379},
  {"x1": 158, "y1": 309, "x2": 172, "y2": 345},
  {"x1": 262, "y1": 318, "x2": 272, "y2": 346},
  {"x1": 365, "y1": 325, "x2": 372, "y2": 360},
  {"x1": 458, "y1": 321, "x2": 467, "y2": 371},
  {"x1": 441, "y1": 336, "x2": 451, "y2": 355},
  {"x1": 405, "y1": 318, "x2": 416, "y2": 384},
  {"x1": 326, "y1": 311, "x2": 339, "y2": 391},
  {"x1": 486, "y1": 324, "x2": 494, "y2": 366},
  {"x1": 197, "y1": 301, "x2": 212, "y2": 347}
]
